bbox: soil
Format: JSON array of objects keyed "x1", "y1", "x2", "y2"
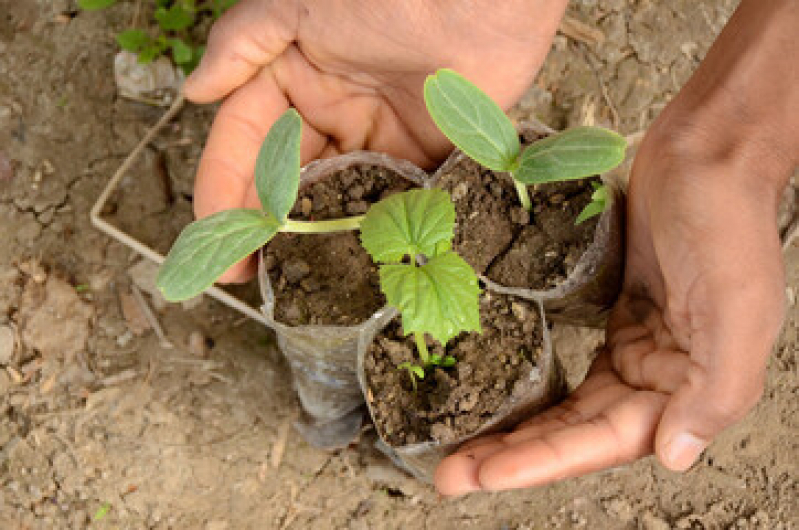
[
  {"x1": 365, "y1": 293, "x2": 543, "y2": 446},
  {"x1": 437, "y1": 138, "x2": 600, "y2": 290},
  {"x1": 265, "y1": 165, "x2": 412, "y2": 326},
  {"x1": 1, "y1": 0, "x2": 797, "y2": 528}
]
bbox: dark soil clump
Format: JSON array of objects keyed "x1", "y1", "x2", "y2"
[
  {"x1": 364, "y1": 292, "x2": 544, "y2": 446},
  {"x1": 266, "y1": 165, "x2": 413, "y2": 326},
  {"x1": 437, "y1": 134, "x2": 600, "y2": 290}
]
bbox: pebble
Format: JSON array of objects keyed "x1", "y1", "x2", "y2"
[
  {"x1": 188, "y1": 330, "x2": 208, "y2": 357},
  {"x1": 348, "y1": 184, "x2": 365, "y2": 200},
  {"x1": 0, "y1": 325, "x2": 16, "y2": 364},
  {"x1": 451, "y1": 182, "x2": 469, "y2": 202},
  {"x1": 282, "y1": 258, "x2": 311, "y2": 284},
  {"x1": 300, "y1": 197, "x2": 313, "y2": 217},
  {"x1": 640, "y1": 512, "x2": 670, "y2": 530}
]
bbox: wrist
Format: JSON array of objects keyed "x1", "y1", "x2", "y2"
[{"x1": 643, "y1": 0, "x2": 798, "y2": 194}]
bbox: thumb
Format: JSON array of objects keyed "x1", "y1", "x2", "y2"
[
  {"x1": 184, "y1": 0, "x2": 300, "y2": 103},
  {"x1": 654, "y1": 270, "x2": 785, "y2": 471}
]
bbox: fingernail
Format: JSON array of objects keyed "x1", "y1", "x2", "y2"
[{"x1": 665, "y1": 432, "x2": 706, "y2": 471}]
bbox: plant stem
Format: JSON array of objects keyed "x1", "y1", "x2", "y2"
[
  {"x1": 512, "y1": 178, "x2": 533, "y2": 211},
  {"x1": 414, "y1": 332, "x2": 431, "y2": 366},
  {"x1": 281, "y1": 216, "x2": 364, "y2": 234}
]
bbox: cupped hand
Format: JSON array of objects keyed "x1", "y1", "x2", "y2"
[
  {"x1": 185, "y1": 0, "x2": 566, "y2": 282},
  {"x1": 434, "y1": 109, "x2": 791, "y2": 495}
]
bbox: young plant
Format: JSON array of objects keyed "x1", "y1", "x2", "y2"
[
  {"x1": 79, "y1": 0, "x2": 237, "y2": 73},
  {"x1": 424, "y1": 69, "x2": 627, "y2": 221},
  {"x1": 359, "y1": 187, "x2": 481, "y2": 388},
  {"x1": 157, "y1": 109, "x2": 363, "y2": 301}
]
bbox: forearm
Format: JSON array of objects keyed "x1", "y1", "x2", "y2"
[{"x1": 653, "y1": 0, "x2": 799, "y2": 190}]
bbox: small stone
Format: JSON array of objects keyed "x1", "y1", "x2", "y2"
[
  {"x1": 640, "y1": 512, "x2": 670, "y2": 530},
  {"x1": 345, "y1": 200, "x2": 369, "y2": 215},
  {"x1": 451, "y1": 182, "x2": 469, "y2": 202},
  {"x1": 187, "y1": 331, "x2": 208, "y2": 357},
  {"x1": 0, "y1": 325, "x2": 15, "y2": 365},
  {"x1": 348, "y1": 184, "x2": 365, "y2": 200},
  {"x1": 300, "y1": 197, "x2": 313, "y2": 217},
  {"x1": 282, "y1": 258, "x2": 310, "y2": 284},
  {"x1": 511, "y1": 302, "x2": 529, "y2": 322},
  {"x1": 550, "y1": 193, "x2": 565, "y2": 205}
]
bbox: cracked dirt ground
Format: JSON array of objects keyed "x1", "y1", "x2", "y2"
[{"x1": 1, "y1": 1, "x2": 797, "y2": 528}]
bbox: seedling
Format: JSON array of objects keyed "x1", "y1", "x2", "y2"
[
  {"x1": 359, "y1": 187, "x2": 481, "y2": 388},
  {"x1": 157, "y1": 107, "x2": 481, "y2": 390},
  {"x1": 424, "y1": 69, "x2": 626, "y2": 221},
  {"x1": 156, "y1": 109, "x2": 363, "y2": 302},
  {"x1": 79, "y1": 0, "x2": 238, "y2": 73}
]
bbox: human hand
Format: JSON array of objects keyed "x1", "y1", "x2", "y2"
[
  {"x1": 435, "y1": 117, "x2": 791, "y2": 495},
  {"x1": 434, "y1": 0, "x2": 797, "y2": 496},
  {"x1": 184, "y1": 0, "x2": 567, "y2": 282}
]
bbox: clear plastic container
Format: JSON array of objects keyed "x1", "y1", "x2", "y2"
[
  {"x1": 358, "y1": 298, "x2": 564, "y2": 482},
  {"x1": 258, "y1": 152, "x2": 428, "y2": 449},
  {"x1": 430, "y1": 120, "x2": 625, "y2": 328}
]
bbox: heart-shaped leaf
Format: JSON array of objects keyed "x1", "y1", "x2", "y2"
[
  {"x1": 424, "y1": 69, "x2": 521, "y2": 172},
  {"x1": 360, "y1": 188, "x2": 455, "y2": 263},
  {"x1": 157, "y1": 209, "x2": 280, "y2": 301},
  {"x1": 380, "y1": 252, "x2": 481, "y2": 345}
]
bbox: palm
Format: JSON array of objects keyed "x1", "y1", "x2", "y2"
[{"x1": 434, "y1": 127, "x2": 786, "y2": 495}]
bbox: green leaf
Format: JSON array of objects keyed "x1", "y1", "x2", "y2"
[
  {"x1": 411, "y1": 366, "x2": 425, "y2": 379},
  {"x1": 157, "y1": 209, "x2": 280, "y2": 301},
  {"x1": 78, "y1": 0, "x2": 117, "y2": 10},
  {"x1": 169, "y1": 38, "x2": 193, "y2": 64},
  {"x1": 116, "y1": 29, "x2": 150, "y2": 52},
  {"x1": 255, "y1": 109, "x2": 302, "y2": 223},
  {"x1": 514, "y1": 126, "x2": 627, "y2": 185},
  {"x1": 360, "y1": 188, "x2": 455, "y2": 263},
  {"x1": 441, "y1": 355, "x2": 456, "y2": 367},
  {"x1": 380, "y1": 252, "x2": 481, "y2": 345},
  {"x1": 93, "y1": 502, "x2": 111, "y2": 521},
  {"x1": 575, "y1": 183, "x2": 609, "y2": 225},
  {"x1": 155, "y1": 4, "x2": 195, "y2": 31},
  {"x1": 424, "y1": 69, "x2": 520, "y2": 172}
]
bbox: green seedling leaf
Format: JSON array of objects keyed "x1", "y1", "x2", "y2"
[
  {"x1": 424, "y1": 69, "x2": 520, "y2": 172},
  {"x1": 576, "y1": 182, "x2": 609, "y2": 225},
  {"x1": 360, "y1": 188, "x2": 455, "y2": 263},
  {"x1": 157, "y1": 209, "x2": 280, "y2": 301},
  {"x1": 155, "y1": 4, "x2": 195, "y2": 31},
  {"x1": 116, "y1": 29, "x2": 150, "y2": 52},
  {"x1": 169, "y1": 38, "x2": 193, "y2": 65},
  {"x1": 255, "y1": 109, "x2": 302, "y2": 223},
  {"x1": 93, "y1": 502, "x2": 111, "y2": 521},
  {"x1": 514, "y1": 126, "x2": 626, "y2": 185},
  {"x1": 78, "y1": 0, "x2": 117, "y2": 10},
  {"x1": 380, "y1": 252, "x2": 481, "y2": 345},
  {"x1": 441, "y1": 355, "x2": 456, "y2": 367}
]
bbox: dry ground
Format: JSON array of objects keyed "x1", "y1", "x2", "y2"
[{"x1": 0, "y1": 1, "x2": 796, "y2": 528}]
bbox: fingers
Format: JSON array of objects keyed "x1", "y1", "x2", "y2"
[
  {"x1": 435, "y1": 390, "x2": 668, "y2": 496},
  {"x1": 192, "y1": 67, "x2": 327, "y2": 283},
  {"x1": 183, "y1": 0, "x2": 300, "y2": 103},
  {"x1": 653, "y1": 181, "x2": 787, "y2": 470},
  {"x1": 655, "y1": 274, "x2": 783, "y2": 471}
]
